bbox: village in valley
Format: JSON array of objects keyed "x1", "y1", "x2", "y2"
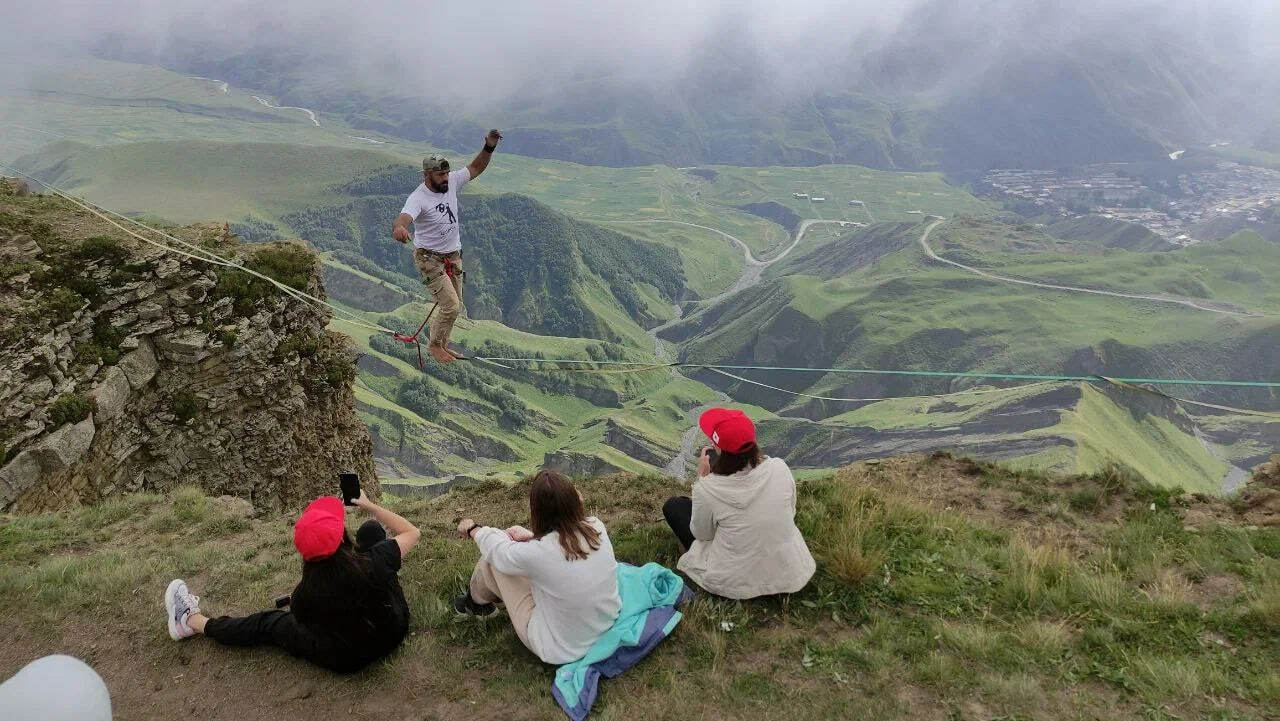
[{"x1": 980, "y1": 157, "x2": 1280, "y2": 245}]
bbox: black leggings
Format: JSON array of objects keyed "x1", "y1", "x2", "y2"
[
  {"x1": 663, "y1": 496, "x2": 695, "y2": 551},
  {"x1": 203, "y1": 520, "x2": 387, "y2": 674},
  {"x1": 204, "y1": 609, "x2": 357, "y2": 672}
]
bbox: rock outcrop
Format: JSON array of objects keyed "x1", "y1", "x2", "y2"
[{"x1": 0, "y1": 179, "x2": 376, "y2": 512}]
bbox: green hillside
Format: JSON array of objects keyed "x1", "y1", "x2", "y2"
[
  {"x1": 3, "y1": 458, "x2": 1277, "y2": 719},
  {"x1": 760, "y1": 382, "x2": 1234, "y2": 494},
  {"x1": 1045, "y1": 215, "x2": 1174, "y2": 251},
  {"x1": 331, "y1": 308, "x2": 719, "y2": 488},
  {"x1": 669, "y1": 219, "x2": 1280, "y2": 416},
  {"x1": 4, "y1": 58, "x2": 1274, "y2": 490},
  {"x1": 288, "y1": 192, "x2": 685, "y2": 346},
  {"x1": 14, "y1": 136, "x2": 991, "y2": 306}
]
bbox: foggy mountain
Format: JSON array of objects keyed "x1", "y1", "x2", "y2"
[{"x1": 10, "y1": 0, "x2": 1280, "y2": 169}]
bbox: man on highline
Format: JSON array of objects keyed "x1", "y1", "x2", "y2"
[{"x1": 392, "y1": 129, "x2": 502, "y2": 364}]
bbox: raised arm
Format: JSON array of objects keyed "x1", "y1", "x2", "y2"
[
  {"x1": 467, "y1": 129, "x2": 502, "y2": 180},
  {"x1": 355, "y1": 492, "x2": 421, "y2": 557}
]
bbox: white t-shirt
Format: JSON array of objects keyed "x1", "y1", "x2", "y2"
[
  {"x1": 400, "y1": 167, "x2": 471, "y2": 253},
  {"x1": 474, "y1": 518, "x2": 622, "y2": 664}
]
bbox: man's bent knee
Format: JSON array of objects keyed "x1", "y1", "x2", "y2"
[{"x1": 436, "y1": 302, "x2": 460, "y2": 322}]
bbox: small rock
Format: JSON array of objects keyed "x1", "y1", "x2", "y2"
[
  {"x1": 0, "y1": 451, "x2": 42, "y2": 506},
  {"x1": 30, "y1": 417, "x2": 96, "y2": 472},
  {"x1": 90, "y1": 365, "x2": 132, "y2": 421},
  {"x1": 136, "y1": 302, "x2": 165, "y2": 321},
  {"x1": 22, "y1": 375, "x2": 54, "y2": 400},
  {"x1": 14, "y1": 180, "x2": 30, "y2": 196},
  {"x1": 119, "y1": 338, "x2": 159, "y2": 388},
  {"x1": 285, "y1": 682, "x2": 313, "y2": 700}
]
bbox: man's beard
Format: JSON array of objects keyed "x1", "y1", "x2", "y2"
[{"x1": 428, "y1": 179, "x2": 448, "y2": 193}]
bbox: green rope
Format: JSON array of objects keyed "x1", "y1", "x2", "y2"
[{"x1": 469, "y1": 357, "x2": 1280, "y2": 389}]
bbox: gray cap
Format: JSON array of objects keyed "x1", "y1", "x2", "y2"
[{"x1": 423, "y1": 155, "x2": 450, "y2": 172}]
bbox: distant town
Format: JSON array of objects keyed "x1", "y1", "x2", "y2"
[{"x1": 980, "y1": 160, "x2": 1280, "y2": 245}]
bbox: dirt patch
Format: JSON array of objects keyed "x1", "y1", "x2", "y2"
[
  {"x1": 1182, "y1": 455, "x2": 1280, "y2": 528},
  {"x1": 894, "y1": 685, "x2": 947, "y2": 721},
  {"x1": 1191, "y1": 574, "x2": 1246, "y2": 607}
]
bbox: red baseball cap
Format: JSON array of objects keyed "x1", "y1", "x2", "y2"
[
  {"x1": 293, "y1": 496, "x2": 346, "y2": 561},
  {"x1": 699, "y1": 408, "x2": 756, "y2": 453}
]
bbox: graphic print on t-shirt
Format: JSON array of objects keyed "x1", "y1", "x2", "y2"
[{"x1": 401, "y1": 167, "x2": 470, "y2": 253}]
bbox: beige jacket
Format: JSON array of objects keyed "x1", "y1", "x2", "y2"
[{"x1": 677, "y1": 457, "x2": 816, "y2": 600}]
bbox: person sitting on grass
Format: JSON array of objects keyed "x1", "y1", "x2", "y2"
[
  {"x1": 662, "y1": 408, "x2": 815, "y2": 600},
  {"x1": 162, "y1": 491, "x2": 421, "y2": 674},
  {"x1": 453, "y1": 470, "x2": 622, "y2": 665}
]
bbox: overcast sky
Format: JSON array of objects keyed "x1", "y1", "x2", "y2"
[{"x1": 1, "y1": 0, "x2": 1277, "y2": 106}]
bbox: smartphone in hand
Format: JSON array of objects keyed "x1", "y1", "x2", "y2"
[{"x1": 339, "y1": 471, "x2": 360, "y2": 506}]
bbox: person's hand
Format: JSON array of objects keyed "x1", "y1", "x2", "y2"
[
  {"x1": 393, "y1": 225, "x2": 411, "y2": 244},
  {"x1": 353, "y1": 490, "x2": 373, "y2": 509},
  {"x1": 698, "y1": 447, "x2": 713, "y2": 478},
  {"x1": 506, "y1": 525, "x2": 534, "y2": 542},
  {"x1": 485, "y1": 129, "x2": 502, "y2": 149},
  {"x1": 457, "y1": 518, "x2": 477, "y2": 539}
]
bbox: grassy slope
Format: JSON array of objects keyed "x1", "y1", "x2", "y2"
[
  {"x1": 20, "y1": 141, "x2": 400, "y2": 226},
  {"x1": 678, "y1": 221, "x2": 1279, "y2": 412},
  {"x1": 804, "y1": 382, "x2": 1231, "y2": 493},
  {"x1": 0, "y1": 57, "x2": 387, "y2": 160},
  {"x1": 332, "y1": 309, "x2": 719, "y2": 483},
  {"x1": 1054, "y1": 385, "x2": 1228, "y2": 494},
  {"x1": 1, "y1": 458, "x2": 1276, "y2": 720},
  {"x1": 931, "y1": 223, "x2": 1280, "y2": 314}
]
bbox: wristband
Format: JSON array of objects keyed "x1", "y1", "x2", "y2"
[{"x1": 482, "y1": 144, "x2": 496, "y2": 153}]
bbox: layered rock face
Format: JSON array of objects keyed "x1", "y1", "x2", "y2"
[{"x1": 0, "y1": 180, "x2": 376, "y2": 512}]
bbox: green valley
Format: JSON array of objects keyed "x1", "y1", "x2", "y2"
[{"x1": 3, "y1": 58, "x2": 1276, "y2": 496}]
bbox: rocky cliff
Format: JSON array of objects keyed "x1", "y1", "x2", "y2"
[{"x1": 0, "y1": 178, "x2": 376, "y2": 512}]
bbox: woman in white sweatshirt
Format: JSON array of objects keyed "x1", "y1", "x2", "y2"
[
  {"x1": 455, "y1": 470, "x2": 622, "y2": 664},
  {"x1": 662, "y1": 408, "x2": 815, "y2": 600}
]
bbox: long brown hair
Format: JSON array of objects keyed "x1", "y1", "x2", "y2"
[
  {"x1": 712, "y1": 443, "x2": 763, "y2": 476},
  {"x1": 291, "y1": 530, "x2": 381, "y2": 632},
  {"x1": 529, "y1": 470, "x2": 601, "y2": 561}
]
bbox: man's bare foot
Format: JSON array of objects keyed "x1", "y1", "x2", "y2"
[
  {"x1": 428, "y1": 344, "x2": 456, "y2": 364},
  {"x1": 445, "y1": 346, "x2": 466, "y2": 359}
]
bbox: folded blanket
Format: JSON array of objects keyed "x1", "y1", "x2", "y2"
[{"x1": 552, "y1": 562, "x2": 690, "y2": 721}]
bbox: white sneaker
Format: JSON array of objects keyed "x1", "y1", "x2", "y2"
[{"x1": 164, "y1": 579, "x2": 201, "y2": 640}]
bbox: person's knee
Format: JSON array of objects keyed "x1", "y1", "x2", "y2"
[
  {"x1": 662, "y1": 496, "x2": 689, "y2": 522},
  {"x1": 437, "y1": 300, "x2": 459, "y2": 322}
]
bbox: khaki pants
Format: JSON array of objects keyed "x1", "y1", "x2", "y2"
[
  {"x1": 469, "y1": 559, "x2": 536, "y2": 651},
  {"x1": 412, "y1": 248, "x2": 464, "y2": 347}
]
